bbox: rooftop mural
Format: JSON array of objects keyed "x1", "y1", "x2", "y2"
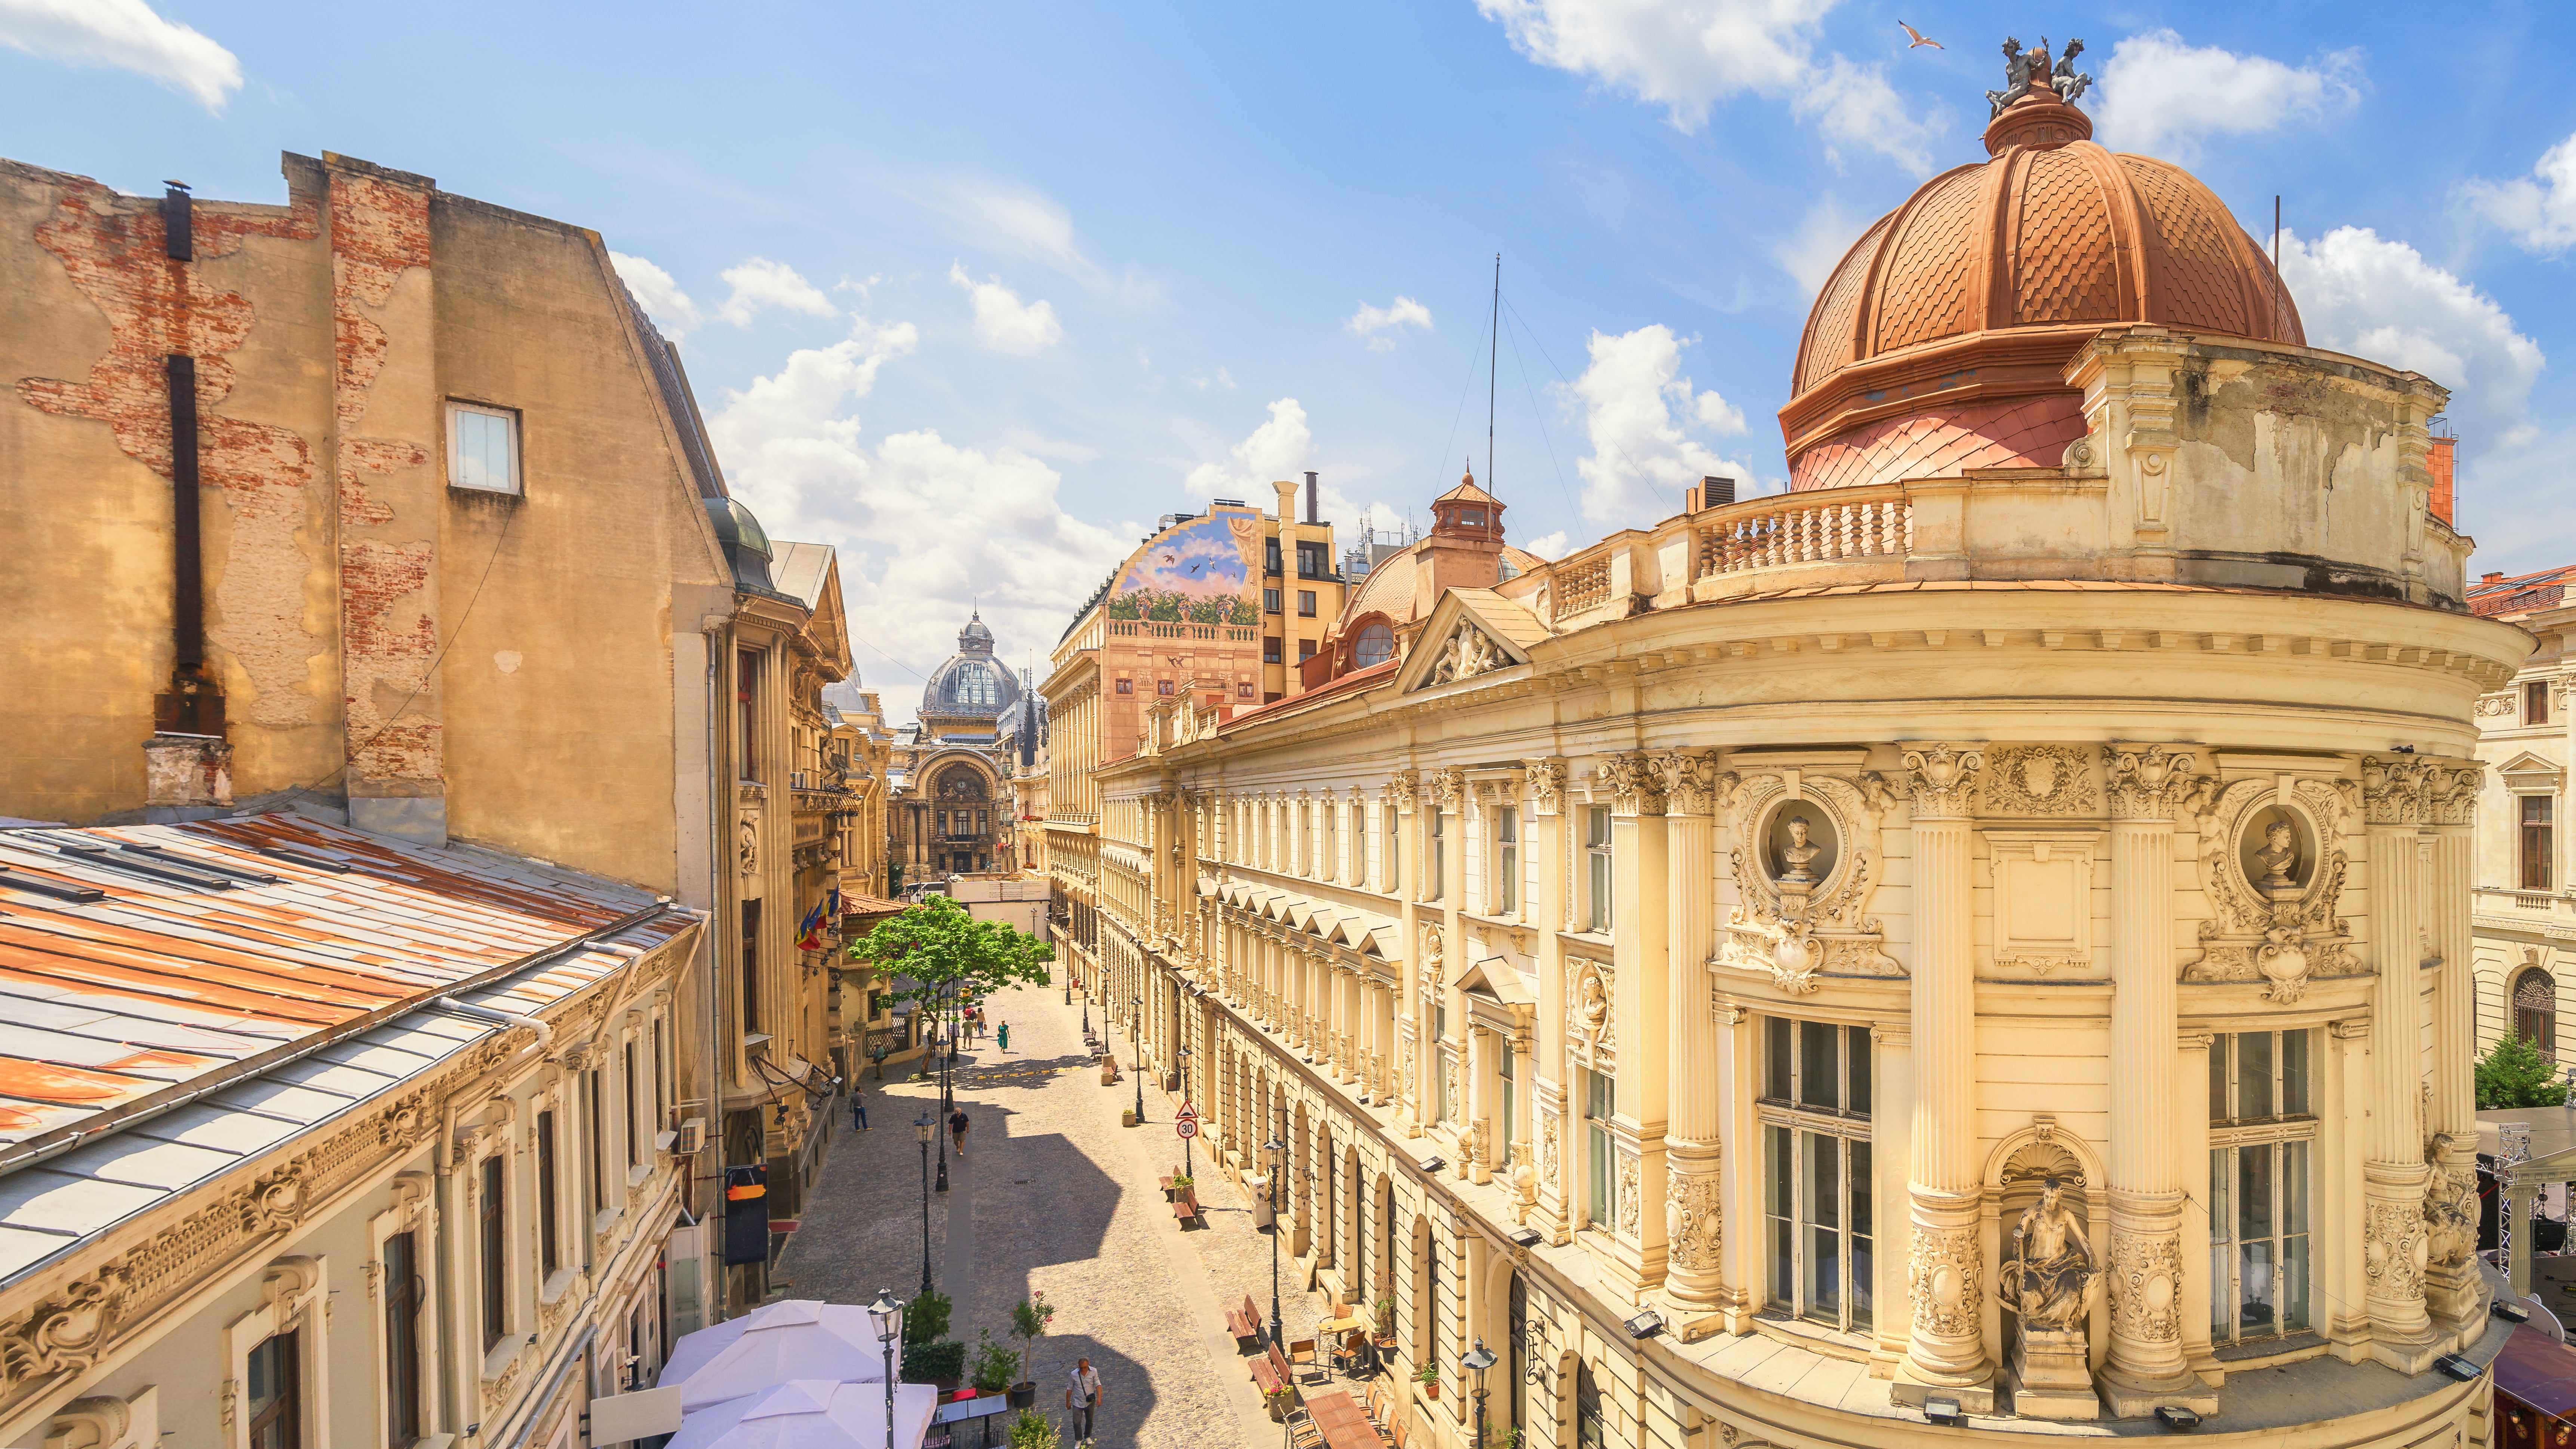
[{"x1": 1106, "y1": 510, "x2": 1262, "y2": 625}]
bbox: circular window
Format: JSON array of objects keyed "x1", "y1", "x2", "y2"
[
  {"x1": 1761, "y1": 802, "x2": 1839, "y2": 887},
  {"x1": 1353, "y1": 621, "x2": 1395, "y2": 669}
]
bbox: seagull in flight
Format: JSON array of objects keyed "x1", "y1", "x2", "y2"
[{"x1": 1899, "y1": 20, "x2": 1943, "y2": 48}]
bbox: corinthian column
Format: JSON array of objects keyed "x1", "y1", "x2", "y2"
[
  {"x1": 2099, "y1": 747, "x2": 2216, "y2": 1416},
  {"x1": 2360, "y1": 756, "x2": 2440, "y2": 1373},
  {"x1": 1601, "y1": 751, "x2": 1670, "y2": 1295},
  {"x1": 2423, "y1": 759, "x2": 2489, "y2": 1333},
  {"x1": 1525, "y1": 759, "x2": 1573, "y2": 1243},
  {"x1": 1896, "y1": 743, "x2": 1992, "y2": 1410},
  {"x1": 1658, "y1": 750, "x2": 1728, "y2": 1329}
]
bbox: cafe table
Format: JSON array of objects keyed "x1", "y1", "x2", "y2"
[{"x1": 1301, "y1": 1387, "x2": 1382, "y2": 1449}]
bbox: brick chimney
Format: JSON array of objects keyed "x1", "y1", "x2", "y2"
[{"x1": 2426, "y1": 436, "x2": 2456, "y2": 527}]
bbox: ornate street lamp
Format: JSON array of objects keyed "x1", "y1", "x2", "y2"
[
  {"x1": 913, "y1": 1114, "x2": 936, "y2": 1292},
  {"x1": 1132, "y1": 996, "x2": 1146, "y2": 1125},
  {"x1": 1264, "y1": 1129, "x2": 1288, "y2": 1350},
  {"x1": 1463, "y1": 1340, "x2": 1498, "y2": 1448},
  {"x1": 1176, "y1": 1045, "x2": 1195, "y2": 1182},
  {"x1": 867, "y1": 1289, "x2": 904, "y2": 1448}
]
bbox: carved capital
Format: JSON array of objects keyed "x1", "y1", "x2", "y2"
[
  {"x1": 1595, "y1": 753, "x2": 1664, "y2": 816},
  {"x1": 1389, "y1": 773, "x2": 1419, "y2": 809},
  {"x1": 2103, "y1": 744, "x2": 2202, "y2": 821},
  {"x1": 2362, "y1": 756, "x2": 2436, "y2": 827},
  {"x1": 1429, "y1": 768, "x2": 1467, "y2": 812},
  {"x1": 1656, "y1": 750, "x2": 1724, "y2": 816},
  {"x1": 1524, "y1": 759, "x2": 1566, "y2": 816},
  {"x1": 1900, "y1": 743, "x2": 1985, "y2": 819}
]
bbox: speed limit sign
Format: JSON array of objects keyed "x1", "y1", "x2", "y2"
[{"x1": 1175, "y1": 1117, "x2": 1198, "y2": 1138}]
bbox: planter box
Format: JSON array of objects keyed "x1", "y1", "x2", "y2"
[{"x1": 1007, "y1": 1382, "x2": 1036, "y2": 1409}]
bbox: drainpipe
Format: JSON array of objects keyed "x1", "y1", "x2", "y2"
[
  {"x1": 703, "y1": 621, "x2": 729, "y2": 1325},
  {"x1": 434, "y1": 1092, "x2": 468, "y2": 1442}
]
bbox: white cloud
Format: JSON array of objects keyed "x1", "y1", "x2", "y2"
[
  {"x1": 1187, "y1": 366, "x2": 1237, "y2": 392},
  {"x1": 609, "y1": 252, "x2": 837, "y2": 336},
  {"x1": 2461, "y1": 131, "x2": 2576, "y2": 256},
  {"x1": 1474, "y1": 0, "x2": 1940, "y2": 171},
  {"x1": 0, "y1": 0, "x2": 239, "y2": 110},
  {"x1": 2094, "y1": 30, "x2": 2361, "y2": 156},
  {"x1": 917, "y1": 177, "x2": 1105, "y2": 288},
  {"x1": 2277, "y1": 225, "x2": 2545, "y2": 444},
  {"x1": 1521, "y1": 530, "x2": 1571, "y2": 560},
  {"x1": 1559, "y1": 324, "x2": 1758, "y2": 531},
  {"x1": 1346, "y1": 296, "x2": 1435, "y2": 352},
  {"x1": 947, "y1": 262, "x2": 1063, "y2": 353},
  {"x1": 1186, "y1": 398, "x2": 1313, "y2": 498},
  {"x1": 1774, "y1": 197, "x2": 1854, "y2": 293},
  {"x1": 705, "y1": 317, "x2": 1130, "y2": 686}
]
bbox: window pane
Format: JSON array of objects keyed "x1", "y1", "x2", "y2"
[
  {"x1": 2211, "y1": 1240, "x2": 2231, "y2": 1339},
  {"x1": 1765, "y1": 1018, "x2": 1793, "y2": 1101},
  {"x1": 1766, "y1": 1124, "x2": 1793, "y2": 1220},
  {"x1": 2282, "y1": 1031, "x2": 2310, "y2": 1116},
  {"x1": 2283, "y1": 1140, "x2": 2309, "y2": 1234},
  {"x1": 2283, "y1": 1233, "x2": 2310, "y2": 1332},
  {"x1": 1847, "y1": 1025, "x2": 1872, "y2": 1114},
  {"x1": 2237, "y1": 1031, "x2": 2275, "y2": 1120},
  {"x1": 2238, "y1": 1240, "x2": 2277, "y2": 1336},
  {"x1": 1850, "y1": 1141, "x2": 1872, "y2": 1239},
  {"x1": 1805, "y1": 1219, "x2": 1842, "y2": 1325},
  {"x1": 2210, "y1": 1038, "x2": 2229, "y2": 1123},
  {"x1": 1803, "y1": 1132, "x2": 1840, "y2": 1229},
  {"x1": 2238, "y1": 1144, "x2": 2274, "y2": 1242},
  {"x1": 1851, "y1": 1140, "x2": 1874, "y2": 1331},
  {"x1": 1800, "y1": 1020, "x2": 1839, "y2": 1110},
  {"x1": 2209, "y1": 1148, "x2": 2232, "y2": 1245}
]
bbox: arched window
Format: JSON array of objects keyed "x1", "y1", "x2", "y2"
[
  {"x1": 1574, "y1": 1359, "x2": 1605, "y2": 1449},
  {"x1": 2516, "y1": 967, "x2": 2558, "y2": 1056},
  {"x1": 1354, "y1": 621, "x2": 1395, "y2": 669}
]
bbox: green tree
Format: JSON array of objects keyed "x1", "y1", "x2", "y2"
[
  {"x1": 2476, "y1": 1033, "x2": 2570, "y2": 1109},
  {"x1": 849, "y1": 896, "x2": 1054, "y2": 1027}
]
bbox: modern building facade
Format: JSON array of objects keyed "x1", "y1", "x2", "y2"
[{"x1": 1050, "y1": 65, "x2": 2523, "y2": 1449}]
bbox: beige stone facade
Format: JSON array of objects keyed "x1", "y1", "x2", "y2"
[
  {"x1": 1049, "y1": 168, "x2": 2527, "y2": 1449},
  {"x1": 2469, "y1": 587, "x2": 2576, "y2": 1072}
]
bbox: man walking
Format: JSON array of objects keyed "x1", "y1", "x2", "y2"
[
  {"x1": 949, "y1": 1105, "x2": 970, "y2": 1157},
  {"x1": 871, "y1": 1042, "x2": 887, "y2": 1080},
  {"x1": 850, "y1": 1085, "x2": 867, "y2": 1132},
  {"x1": 1064, "y1": 1356, "x2": 1103, "y2": 1445}
]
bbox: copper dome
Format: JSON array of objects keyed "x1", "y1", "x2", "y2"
[{"x1": 1780, "y1": 86, "x2": 2303, "y2": 491}]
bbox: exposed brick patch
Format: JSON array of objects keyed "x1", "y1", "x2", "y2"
[{"x1": 15, "y1": 170, "x2": 327, "y2": 726}]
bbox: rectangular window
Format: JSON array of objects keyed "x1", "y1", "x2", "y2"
[
  {"x1": 1298, "y1": 638, "x2": 1317, "y2": 660},
  {"x1": 1387, "y1": 804, "x2": 1401, "y2": 892},
  {"x1": 1432, "y1": 1044, "x2": 1450, "y2": 1123},
  {"x1": 447, "y1": 401, "x2": 520, "y2": 494},
  {"x1": 247, "y1": 1329, "x2": 303, "y2": 1449},
  {"x1": 479, "y1": 1154, "x2": 507, "y2": 1349},
  {"x1": 587, "y1": 1070, "x2": 605, "y2": 1214},
  {"x1": 1322, "y1": 802, "x2": 1337, "y2": 882},
  {"x1": 385, "y1": 1231, "x2": 423, "y2": 1445},
  {"x1": 2209, "y1": 1030, "x2": 2315, "y2": 1344},
  {"x1": 1584, "y1": 1069, "x2": 1616, "y2": 1228},
  {"x1": 735, "y1": 652, "x2": 759, "y2": 779},
  {"x1": 1429, "y1": 810, "x2": 1445, "y2": 901},
  {"x1": 1759, "y1": 1017, "x2": 1875, "y2": 1332},
  {"x1": 1266, "y1": 539, "x2": 1284, "y2": 575},
  {"x1": 1494, "y1": 807, "x2": 1518, "y2": 915},
  {"x1": 1264, "y1": 637, "x2": 1282, "y2": 664},
  {"x1": 1264, "y1": 588, "x2": 1282, "y2": 614},
  {"x1": 1584, "y1": 806, "x2": 1612, "y2": 933},
  {"x1": 655, "y1": 1020, "x2": 667, "y2": 1126},
  {"x1": 2526, "y1": 796, "x2": 2554, "y2": 891},
  {"x1": 740, "y1": 899, "x2": 762, "y2": 1034},
  {"x1": 1497, "y1": 1045, "x2": 1516, "y2": 1154},
  {"x1": 625, "y1": 1042, "x2": 640, "y2": 1169},
  {"x1": 2530, "y1": 680, "x2": 2553, "y2": 725},
  {"x1": 1115, "y1": 677, "x2": 1133, "y2": 694},
  {"x1": 1156, "y1": 678, "x2": 1174, "y2": 695},
  {"x1": 536, "y1": 1110, "x2": 560, "y2": 1278},
  {"x1": 1238, "y1": 682, "x2": 1255, "y2": 698},
  {"x1": 1298, "y1": 590, "x2": 1317, "y2": 616},
  {"x1": 1297, "y1": 541, "x2": 1327, "y2": 578}
]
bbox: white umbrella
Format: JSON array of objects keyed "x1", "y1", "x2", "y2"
[
  {"x1": 670, "y1": 1379, "x2": 941, "y2": 1449},
  {"x1": 665, "y1": 1300, "x2": 897, "y2": 1412}
]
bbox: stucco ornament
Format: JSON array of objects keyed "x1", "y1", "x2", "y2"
[
  {"x1": 1540, "y1": 1113, "x2": 1560, "y2": 1185},
  {"x1": 1595, "y1": 753, "x2": 1664, "y2": 815},
  {"x1": 1525, "y1": 759, "x2": 1566, "y2": 815},
  {"x1": 1616, "y1": 1156, "x2": 1641, "y2": 1238},
  {"x1": 737, "y1": 813, "x2": 759, "y2": 876},
  {"x1": 1509, "y1": 1143, "x2": 1540, "y2": 1223},
  {"x1": 1567, "y1": 960, "x2": 1613, "y2": 1065},
  {"x1": 1655, "y1": 750, "x2": 1725, "y2": 816},
  {"x1": 2364, "y1": 1196, "x2": 2429, "y2": 1301},
  {"x1": 2, "y1": 1272, "x2": 128, "y2": 1386},
  {"x1": 1428, "y1": 623, "x2": 1508, "y2": 685},
  {"x1": 1721, "y1": 775, "x2": 1899, "y2": 988},
  {"x1": 2421, "y1": 1134, "x2": 2480, "y2": 1274},
  {"x1": 1900, "y1": 743, "x2": 1985, "y2": 817},
  {"x1": 2186, "y1": 778, "x2": 2359, "y2": 994},
  {"x1": 2109, "y1": 1228, "x2": 2183, "y2": 1345},
  {"x1": 1666, "y1": 1171, "x2": 1725, "y2": 1271},
  {"x1": 1417, "y1": 922, "x2": 1444, "y2": 981},
  {"x1": 2102, "y1": 744, "x2": 2202, "y2": 820},
  {"x1": 1908, "y1": 1224, "x2": 1982, "y2": 1339},
  {"x1": 1430, "y1": 768, "x2": 1466, "y2": 811},
  {"x1": 1389, "y1": 773, "x2": 1418, "y2": 809},
  {"x1": 1983, "y1": 745, "x2": 2099, "y2": 815}
]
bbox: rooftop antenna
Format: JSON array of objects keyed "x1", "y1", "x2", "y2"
[
  {"x1": 1487, "y1": 253, "x2": 1501, "y2": 491},
  {"x1": 2271, "y1": 196, "x2": 2281, "y2": 337}
]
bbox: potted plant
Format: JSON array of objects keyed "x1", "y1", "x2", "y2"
[
  {"x1": 969, "y1": 1330, "x2": 1018, "y2": 1398},
  {"x1": 899, "y1": 1339, "x2": 966, "y2": 1389},
  {"x1": 1414, "y1": 1362, "x2": 1441, "y2": 1400},
  {"x1": 1006, "y1": 1292, "x2": 1055, "y2": 1408},
  {"x1": 1006, "y1": 1409, "x2": 1056, "y2": 1449},
  {"x1": 1374, "y1": 1296, "x2": 1397, "y2": 1340},
  {"x1": 902, "y1": 1289, "x2": 953, "y2": 1347},
  {"x1": 1264, "y1": 1386, "x2": 1297, "y2": 1422}
]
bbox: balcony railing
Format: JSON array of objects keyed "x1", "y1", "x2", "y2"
[
  {"x1": 1105, "y1": 620, "x2": 1259, "y2": 643},
  {"x1": 1697, "y1": 486, "x2": 1911, "y2": 578}
]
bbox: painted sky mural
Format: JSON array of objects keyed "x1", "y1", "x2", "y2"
[{"x1": 1106, "y1": 510, "x2": 1263, "y2": 626}]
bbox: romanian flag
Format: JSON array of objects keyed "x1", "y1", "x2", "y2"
[{"x1": 796, "y1": 898, "x2": 827, "y2": 951}]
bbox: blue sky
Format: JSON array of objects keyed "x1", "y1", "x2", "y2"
[{"x1": 6, "y1": 1, "x2": 2574, "y2": 700}]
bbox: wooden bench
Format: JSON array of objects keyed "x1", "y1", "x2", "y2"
[
  {"x1": 1225, "y1": 1296, "x2": 1264, "y2": 1350},
  {"x1": 1250, "y1": 1354, "x2": 1285, "y2": 1396},
  {"x1": 1169, "y1": 1190, "x2": 1202, "y2": 1227}
]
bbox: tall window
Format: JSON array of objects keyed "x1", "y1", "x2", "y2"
[
  {"x1": 1298, "y1": 590, "x2": 1318, "y2": 617},
  {"x1": 1322, "y1": 800, "x2": 1337, "y2": 881},
  {"x1": 2525, "y1": 796, "x2": 2555, "y2": 890},
  {"x1": 384, "y1": 1232, "x2": 423, "y2": 1445},
  {"x1": 654, "y1": 1019, "x2": 667, "y2": 1126},
  {"x1": 1497, "y1": 1045, "x2": 1516, "y2": 1154},
  {"x1": 1584, "y1": 807, "x2": 1613, "y2": 933},
  {"x1": 1387, "y1": 805, "x2": 1401, "y2": 893},
  {"x1": 1574, "y1": 1361, "x2": 1605, "y2": 1449},
  {"x1": 740, "y1": 900, "x2": 762, "y2": 1034},
  {"x1": 1760, "y1": 1017, "x2": 1874, "y2": 1332},
  {"x1": 1425, "y1": 1227, "x2": 1444, "y2": 1372},
  {"x1": 1429, "y1": 810, "x2": 1445, "y2": 901},
  {"x1": 2515, "y1": 969, "x2": 2558, "y2": 1056},
  {"x1": 1584, "y1": 1070, "x2": 1616, "y2": 1229},
  {"x1": 1430, "y1": 1005, "x2": 1449, "y2": 1123},
  {"x1": 625, "y1": 1042, "x2": 641, "y2": 1169},
  {"x1": 479, "y1": 1154, "x2": 507, "y2": 1349},
  {"x1": 247, "y1": 1330, "x2": 302, "y2": 1449},
  {"x1": 2530, "y1": 680, "x2": 2553, "y2": 725},
  {"x1": 2210, "y1": 1030, "x2": 2314, "y2": 1344},
  {"x1": 1494, "y1": 806, "x2": 1518, "y2": 915},
  {"x1": 536, "y1": 1110, "x2": 560, "y2": 1279},
  {"x1": 586, "y1": 1070, "x2": 605, "y2": 1215},
  {"x1": 735, "y1": 652, "x2": 759, "y2": 778}
]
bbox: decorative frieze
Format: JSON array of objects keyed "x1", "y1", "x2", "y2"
[{"x1": 1983, "y1": 745, "x2": 2100, "y2": 816}]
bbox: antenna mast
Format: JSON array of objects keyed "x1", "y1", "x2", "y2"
[{"x1": 1487, "y1": 253, "x2": 1500, "y2": 490}]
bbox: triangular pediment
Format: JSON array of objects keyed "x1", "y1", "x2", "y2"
[
  {"x1": 1396, "y1": 588, "x2": 1546, "y2": 693},
  {"x1": 2499, "y1": 751, "x2": 2564, "y2": 780}
]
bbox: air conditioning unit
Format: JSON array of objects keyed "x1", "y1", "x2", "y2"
[{"x1": 672, "y1": 1118, "x2": 707, "y2": 1155}]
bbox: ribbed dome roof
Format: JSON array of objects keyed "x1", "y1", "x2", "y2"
[
  {"x1": 1780, "y1": 84, "x2": 2303, "y2": 477},
  {"x1": 922, "y1": 611, "x2": 1019, "y2": 718}
]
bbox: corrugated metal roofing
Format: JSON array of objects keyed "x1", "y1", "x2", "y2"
[{"x1": 0, "y1": 812, "x2": 695, "y2": 1285}]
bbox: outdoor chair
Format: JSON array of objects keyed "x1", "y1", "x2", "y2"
[{"x1": 1288, "y1": 1338, "x2": 1324, "y2": 1383}]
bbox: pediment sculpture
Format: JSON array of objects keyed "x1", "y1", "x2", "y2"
[{"x1": 1426, "y1": 621, "x2": 1510, "y2": 686}]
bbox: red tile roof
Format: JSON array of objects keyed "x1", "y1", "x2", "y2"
[{"x1": 2469, "y1": 565, "x2": 2576, "y2": 618}]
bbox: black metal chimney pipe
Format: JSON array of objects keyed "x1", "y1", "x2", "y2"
[
  {"x1": 162, "y1": 182, "x2": 192, "y2": 261},
  {"x1": 167, "y1": 354, "x2": 204, "y2": 674},
  {"x1": 1304, "y1": 470, "x2": 1317, "y2": 525}
]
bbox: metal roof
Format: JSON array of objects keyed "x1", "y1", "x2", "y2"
[{"x1": 0, "y1": 813, "x2": 695, "y2": 1285}]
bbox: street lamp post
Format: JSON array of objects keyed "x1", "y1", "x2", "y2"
[
  {"x1": 913, "y1": 1115, "x2": 935, "y2": 1293},
  {"x1": 1132, "y1": 995, "x2": 1146, "y2": 1125},
  {"x1": 867, "y1": 1289, "x2": 904, "y2": 1449},
  {"x1": 1463, "y1": 1340, "x2": 1498, "y2": 1449},
  {"x1": 1264, "y1": 1129, "x2": 1288, "y2": 1350},
  {"x1": 934, "y1": 988, "x2": 953, "y2": 1194}
]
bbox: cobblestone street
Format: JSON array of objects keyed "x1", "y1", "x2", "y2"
[{"x1": 779, "y1": 976, "x2": 1333, "y2": 1448}]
